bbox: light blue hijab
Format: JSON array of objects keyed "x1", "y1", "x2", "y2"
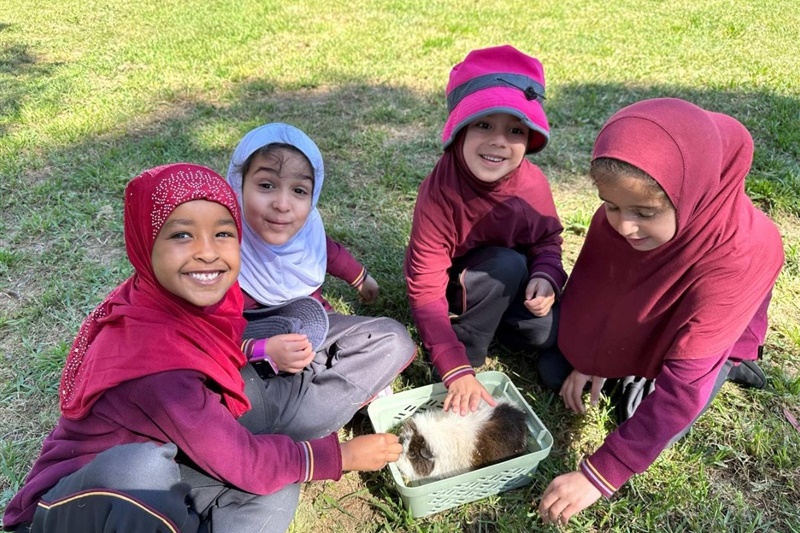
[{"x1": 227, "y1": 123, "x2": 327, "y2": 305}]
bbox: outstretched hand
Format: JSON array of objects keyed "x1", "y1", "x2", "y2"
[
  {"x1": 443, "y1": 374, "x2": 497, "y2": 415},
  {"x1": 357, "y1": 274, "x2": 379, "y2": 303},
  {"x1": 340, "y1": 433, "x2": 402, "y2": 471},
  {"x1": 538, "y1": 470, "x2": 602, "y2": 526},
  {"x1": 265, "y1": 334, "x2": 314, "y2": 374},
  {"x1": 524, "y1": 278, "x2": 555, "y2": 317}
]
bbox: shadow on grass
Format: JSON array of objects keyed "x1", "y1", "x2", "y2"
[{"x1": 2, "y1": 63, "x2": 799, "y2": 528}]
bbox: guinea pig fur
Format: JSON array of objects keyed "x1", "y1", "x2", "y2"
[{"x1": 395, "y1": 400, "x2": 529, "y2": 483}]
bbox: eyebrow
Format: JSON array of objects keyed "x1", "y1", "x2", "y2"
[
  {"x1": 598, "y1": 196, "x2": 661, "y2": 209},
  {"x1": 162, "y1": 217, "x2": 237, "y2": 228},
  {"x1": 253, "y1": 164, "x2": 314, "y2": 182}
]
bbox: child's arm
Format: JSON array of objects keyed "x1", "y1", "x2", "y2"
[
  {"x1": 523, "y1": 170, "x2": 568, "y2": 297},
  {"x1": 405, "y1": 201, "x2": 496, "y2": 413},
  {"x1": 539, "y1": 353, "x2": 727, "y2": 524},
  {"x1": 325, "y1": 236, "x2": 378, "y2": 302},
  {"x1": 108, "y1": 371, "x2": 345, "y2": 492}
]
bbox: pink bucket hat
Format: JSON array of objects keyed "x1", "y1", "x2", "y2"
[{"x1": 442, "y1": 45, "x2": 549, "y2": 154}]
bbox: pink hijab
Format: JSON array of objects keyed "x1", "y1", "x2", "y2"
[
  {"x1": 60, "y1": 163, "x2": 251, "y2": 420},
  {"x1": 559, "y1": 98, "x2": 783, "y2": 379}
]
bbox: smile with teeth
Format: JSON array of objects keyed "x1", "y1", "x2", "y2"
[
  {"x1": 481, "y1": 154, "x2": 505, "y2": 162},
  {"x1": 188, "y1": 271, "x2": 222, "y2": 282}
]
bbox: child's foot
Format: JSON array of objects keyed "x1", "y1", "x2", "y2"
[{"x1": 727, "y1": 360, "x2": 766, "y2": 389}]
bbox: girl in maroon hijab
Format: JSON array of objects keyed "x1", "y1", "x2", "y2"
[
  {"x1": 3, "y1": 164, "x2": 400, "y2": 533},
  {"x1": 537, "y1": 98, "x2": 783, "y2": 525}
]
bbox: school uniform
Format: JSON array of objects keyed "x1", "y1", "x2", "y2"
[
  {"x1": 3, "y1": 164, "x2": 343, "y2": 533},
  {"x1": 538, "y1": 98, "x2": 784, "y2": 497},
  {"x1": 227, "y1": 123, "x2": 416, "y2": 439},
  {"x1": 404, "y1": 134, "x2": 567, "y2": 386}
]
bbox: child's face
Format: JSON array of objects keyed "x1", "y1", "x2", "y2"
[
  {"x1": 596, "y1": 174, "x2": 677, "y2": 251},
  {"x1": 462, "y1": 113, "x2": 529, "y2": 183},
  {"x1": 151, "y1": 199, "x2": 241, "y2": 307},
  {"x1": 242, "y1": 148, "x2": 313, "y2": 245}
]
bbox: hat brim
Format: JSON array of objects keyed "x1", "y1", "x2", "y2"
[
  {"x1": 242, "y1": 296, "x2": 329, "y2": 351},
  {"x1": 442, "y1": 87, "x2": 549, "y2": 154}
]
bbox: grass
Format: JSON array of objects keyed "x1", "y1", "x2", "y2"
[{"x1": 1, "y1": 0, "x2": 799, "y2": 531}]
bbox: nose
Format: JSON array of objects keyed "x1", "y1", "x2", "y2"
[
  {"x1": 271, "y1": 190, "x2": 291, "y2": 212},
  {"x1": 487, "y1": 128, "x2": 509, "y2": 147},
  {"x1": 193, "y1": 235, "x2": 219, "y2": 263},
  {"x1": 616, "y1": 216, "x2": 639, "y2": 237}
]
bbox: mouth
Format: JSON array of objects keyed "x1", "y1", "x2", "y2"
[
  {"x1": 626, "y1": 237, "x2": 649, "y2": 247},
  {"x1": 266, "y1": 218, "x2": 291, "y2": 226},
  {"x1": 186, "y1": 271, "x2": 225, "y2": 283},
  {"x1": 480, "y1": 154, "x2": 505, "y2": 163}
]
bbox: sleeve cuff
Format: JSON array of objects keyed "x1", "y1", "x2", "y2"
[{"x1": 303, "y1": 433, "x2": 343, "y2": 482}]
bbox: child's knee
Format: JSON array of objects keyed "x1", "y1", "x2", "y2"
[
  {"x1": 88, "y1": 442, "x2": 181, "y2": 491},
  {"x1": 375, "y1": 317, "x2": 416, "y2": 356}
]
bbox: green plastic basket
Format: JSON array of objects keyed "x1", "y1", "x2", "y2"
[{"x1": 367, "y1": 371, "x2": 553, "y2": 518}]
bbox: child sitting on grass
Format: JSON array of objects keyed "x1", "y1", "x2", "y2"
[
  {"x1": 226, "y1": 123, "x2": 417, "y2": 440},
  {"x1": 403, "y1": 45, "x2": 567, "y2": 415},
  {"x1": 2, "y1": 163, "x2": 401, "y2": 533},
  {"x1": 536, "y1": 98, "x2": 783, "y2": 526}
]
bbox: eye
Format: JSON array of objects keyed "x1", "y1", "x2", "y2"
[
  {"x1": 258, "y1": 181, "x2": 275, "y2": 190},
  {"x1": 635, "y1": 210, "x2": 657, "y2": 219},
  {"x1": 293, "y1": 186, "x2": 310, "y2": 196},
  {"x1": 473, "y1": 121, "x2": 490, "y2": 130},
  {"x1": 216, "y1": 230, "x2": 237, "y2": 238},
  {"x1": 604, "y1": 203, "x2": 620, "y2": 212},
  {"x1": 168, "y1": 231, "x2": 191, "y2": 240},
  {"x1": 510, "y1": 126, "x2": 527, "y2": 135}
]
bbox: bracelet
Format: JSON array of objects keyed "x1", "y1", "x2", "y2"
[{"x1": 242, "y1": 338, "x2": 279, "y2": 375}]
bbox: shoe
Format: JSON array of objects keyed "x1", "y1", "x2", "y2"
[{"x1": 726, "y1": 360, "x2": 766, "y2": 389}]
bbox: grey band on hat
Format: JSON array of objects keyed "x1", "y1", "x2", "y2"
[{"x1": 447, "y1": 73, "x2": 546, "y2": 112}]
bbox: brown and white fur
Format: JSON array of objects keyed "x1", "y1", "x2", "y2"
[{"x1": 395, "y1": 400, "x2": 529, "y2": 483}]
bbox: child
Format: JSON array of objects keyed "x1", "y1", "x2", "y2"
[
  {"x1": 226, "y1": 123, "x2": 417, "y2": 440},
  {"x1": 403, "y1": 45, "x2": 567, "y2": 415},
  {"x1": 536, "y1": 98, "x2": 784, "y2": 526},
  {"x1": 2, "y1": 163, "x2": 401, "y2": 533}
]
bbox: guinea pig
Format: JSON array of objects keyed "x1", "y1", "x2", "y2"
[{"x1": 395, "y1": 400, "x2": 529, "y2": 483}]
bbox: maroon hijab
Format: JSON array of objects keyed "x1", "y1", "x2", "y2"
[
  {"x1": 60, "y1": 163, "x2": 251, "y2": 420},
  {"x1": 559, "y1": 98, "x2": 783, "y2": 379}
]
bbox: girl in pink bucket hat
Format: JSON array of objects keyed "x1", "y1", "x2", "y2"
[{"x1": 404, "y1": 45, "x2": 566, "y2": 415}]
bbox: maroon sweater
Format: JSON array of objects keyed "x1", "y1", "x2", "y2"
[
  {"x1": 3, "y1": 370, "x2": 341, "y2": 528},
  {"x1": 404, "y1": 153, "x2": 566, "y2": 386}
]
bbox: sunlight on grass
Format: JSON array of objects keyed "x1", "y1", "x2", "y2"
[{"x1": 1, "y1": 0, "x2": 799, "y2": 531}]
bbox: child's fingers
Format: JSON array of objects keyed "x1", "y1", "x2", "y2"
[{"x1": 589, "y1": 378, "x2": 605, "y2": 407}]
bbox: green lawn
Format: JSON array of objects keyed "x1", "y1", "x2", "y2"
[{"x1": 1, "y1": 1, "x2": 799, "y2": 531}]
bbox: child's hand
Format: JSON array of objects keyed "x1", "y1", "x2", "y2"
[
  {"x1": 443, "y1": 374, "x2": 498, "y2": 415},
  {"x1": 560, "y1": 369, "x2": 606, "y2": 414},
  {"x1": 357, "y1": 274, "x2": 379, "y2": 303},
  {"x1": 340, "y1": 433, "x2": 402, "y2": 471},
  {"x1": 524, "y1": 278, "x2": 555, "y2": 317},
  {"x1": 265, "y1": 334, "x2": 314, "y2": 374},
  {"x1": 538, "y1": 470, "x2": 602, "y2": 526}
]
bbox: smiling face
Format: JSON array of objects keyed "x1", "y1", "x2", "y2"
[
  {"x1": 241, "y1": 147, "x2": 314, "y2": 246},
  {"x1": 461, "y1": 113, "x2": 529, "y2": 183},
  {"x1": 595, "y1": 172, "x2": 677, "y2": 251},
  {"x1": 151, "y1": 199, "x2": 241, "y2": 307}
]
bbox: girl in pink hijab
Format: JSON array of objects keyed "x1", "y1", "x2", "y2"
[{"x1": 536, "y1": 98, "x2": 783, "y2": 525}]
